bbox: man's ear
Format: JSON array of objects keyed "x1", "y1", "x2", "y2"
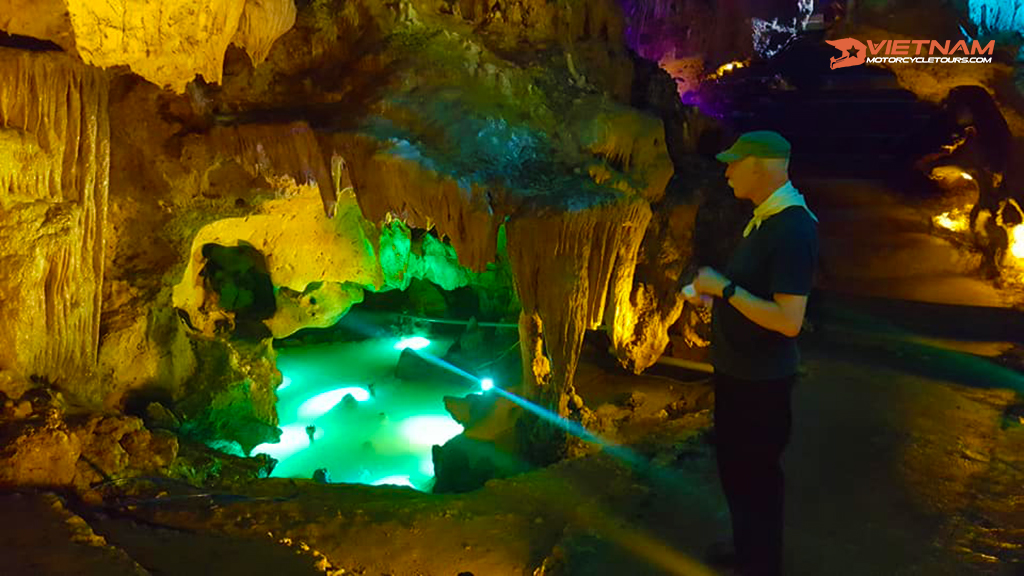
[{"x1": 746, "y1": 158, "x2": 761, "y2": 178}]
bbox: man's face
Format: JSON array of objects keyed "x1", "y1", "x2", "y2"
[{"x1": 725, "y1": 156, "x2": 757, "y2": 199}]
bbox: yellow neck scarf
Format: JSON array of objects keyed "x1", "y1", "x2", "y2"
[{"x1": 743, "y1": 181, "x2": 818, "y2": 238}]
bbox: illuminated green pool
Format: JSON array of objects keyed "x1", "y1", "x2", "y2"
[{"x1": 254, "y1": 335, "x2": 477, "y2": 491}]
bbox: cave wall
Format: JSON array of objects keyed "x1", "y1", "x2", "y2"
[
  {"x1": 0, "y1": 0, "x2": 693, "y2": 457},
  {"x1": 0, "y1": 0, "x2": 297, "y2": 91},
  {"x1": 620, "y1": 0, "x2": 813, "y2": 99},
  {"x1": 0, "y1": 48, "x2": 109, "y2": 392}
]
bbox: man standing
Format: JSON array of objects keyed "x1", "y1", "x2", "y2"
[{"x1": 683, "y1": 131, "x2": 818, "y2": 576}]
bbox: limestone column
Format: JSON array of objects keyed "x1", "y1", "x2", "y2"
[{"x1": 0, "y1": 49, "x2": 109, "y2": 386}]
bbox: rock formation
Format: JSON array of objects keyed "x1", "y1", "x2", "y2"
[
  {"x1": 19, "y1": 0, "x2": 1002, "y2": 477},
  {"x1": 0, "y1": 49, "x2": 109, "y2": 391},
  {"x1": 0, "y1": 0, "x2": 699, "y2": 466},
  {"x1": 2, "y1": 0, "x2": 1023, "y2": 573},
  {"x1": 0, "y1": 0, "x2": 297, "y2": 91}
]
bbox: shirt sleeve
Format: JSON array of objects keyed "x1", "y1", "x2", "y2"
[{"x1": 770, "y1": 218, "x2": 818, "y2": 296}]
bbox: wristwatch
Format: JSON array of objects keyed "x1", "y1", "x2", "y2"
[{"x1": 722, "y1": 282, "x2": 737, "y2": 303}]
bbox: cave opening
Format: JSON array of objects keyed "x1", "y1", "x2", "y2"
[{"x1": 199, "y1": 242, "x2": 276, "y2": 340}]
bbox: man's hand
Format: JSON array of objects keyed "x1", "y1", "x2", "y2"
[
  {"x1": 694, "y1": 267, "x2": 729, "y2": 298},
  {"x1": 681, "y1": 283, "x2": 714, "y2": 308}
]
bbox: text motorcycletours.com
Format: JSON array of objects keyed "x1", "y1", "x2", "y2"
[{"x1": 867, "y1": 56, "x2": 992, "y2": 64}]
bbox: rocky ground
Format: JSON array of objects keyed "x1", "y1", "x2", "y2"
[{"x1": 2, "y1": 312, "x2": 1022, "y2": 575}]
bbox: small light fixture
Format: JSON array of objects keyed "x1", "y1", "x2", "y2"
[{"x1": 480, "y1": 378, "x2": 494, "y2": 392}]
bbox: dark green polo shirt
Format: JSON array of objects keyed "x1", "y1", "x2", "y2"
[{"x1": 710, "y1": 205, "x2": 818, "y2": 380}]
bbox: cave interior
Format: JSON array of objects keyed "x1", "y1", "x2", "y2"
[{"x1": 1, "y1": 0, "x2": 1024, "y2": 574}]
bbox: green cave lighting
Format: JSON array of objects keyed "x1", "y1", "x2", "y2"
[
  {"x1": 480, "y1": 377, "x2": 495, "y2": 392},
  {"x1": 254, "y1": 336, "x2": 472, "y2": 491},
  {"x1": 399, "y1": 415, "x2": 465, "y2": 447},
  {"x1": 297, "y1": 386, "x2": 372, "y2": 419},
  {"x1": 393, "y1": 336, "x2": 431, "y2": 351},
  {"x1": 371, "y1": 474, "x2": 416, "y2": 488}
]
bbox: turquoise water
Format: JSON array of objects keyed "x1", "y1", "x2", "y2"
[{"x1": 254, "y1": 336, "x2": 476, "y2": 491}]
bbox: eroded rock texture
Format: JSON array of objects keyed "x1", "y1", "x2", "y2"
[
  {"x1": 509, "y1": 194, "x2": 652, "y2": 412},
  {"x1": 0, "y1": 0, "x2": 297, "y2": 91},
  {"x1": 1, "y1": 0, "x2": 692, "y2": 461},
  {"x1": 0, "y1": 49, "x2": 109, "y2": 391},
  {"x1": 0, "y1": 379, "x2": 178, "y2": 494}
]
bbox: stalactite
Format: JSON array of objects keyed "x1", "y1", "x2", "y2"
[
  {"x1": 206, "y1": 121, "x2": 336, "y2": 216},
  {"x1": 0, "y1": 48, "x2": 109, "y2": 386},
  {"x1": 968, "y1": 0, "x2": 1024, "y2": 34},
  {"x1": 506, "y1": 193, "x2": 651, "y2": 415},
  {"x1": 579, "y1": 104, "x2": 673, "y2": 203},
  {"x1": 231, "y1": 0, "x2": 297, "y2": 66},
  {"x1": 330, "y1": 134, "x2": 503, "y2": 273},
  {"x1": 561, "y1": 0, "x2": 624, "y2": 43},
  {"x1": 64, "y1": 0, "x2": 247, "y2": 91}
]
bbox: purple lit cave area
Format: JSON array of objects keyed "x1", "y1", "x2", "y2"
[{"x1": 2, "y1": 1, "x2": 1024, "y2": 575}]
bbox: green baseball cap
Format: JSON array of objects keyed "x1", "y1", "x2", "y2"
[{"x1": 715, "y1": 131, "x2": 792, "y2": 163}]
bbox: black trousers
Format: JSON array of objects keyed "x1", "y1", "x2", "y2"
[{"x1": 713, "y1": 372, "x2": 795, "y2": 576}]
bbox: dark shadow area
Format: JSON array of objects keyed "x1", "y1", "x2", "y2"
[
  {"x1": 696, "y1": 30, "x2": 949, "y2": 184},
  {"x1": 121, "y1": 387, "x2": 177, "y2": 422},
  {"x1": 0, "y1": 31, "x2": 63, "y2": 52},
  {"x1": 807, "y1": 333, "x2": 1024, "y2": 394},
  {"x1": 806, "y1": 293, "x2": 1024, "y2": 394},
  {"x1": 199, "y1": 242, "x2": 276, "y2": 340},
  {"x1": 814, "y1": 290, "x2": 1024, "y2": 342}
]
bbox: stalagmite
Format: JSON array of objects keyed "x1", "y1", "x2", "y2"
[{"x1": 0, "y1": 48, "x2": 109, "y2": 386}]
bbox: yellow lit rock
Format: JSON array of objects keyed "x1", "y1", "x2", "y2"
[
  {"x1": 1, "y1": 0, "x2": 296, "y2": 92},
  {"x1": 0, "y1": 49, "x2": 109, "y2": 387},
  {"x1": 0, "y1": 0, "x2": 77, "y2": 52},
  {"x1": 231, "y1": 0, "x2": 297, "y2": 66},
  {"x1": 0, "y1": 426, "x2": 81, "y2": 488},
  {"x1": 65, "y1": 0, "x2": 246, "y2": 91},
  {"x1": 264, "y1": 281, "x2": 365, "y2": 338},
  {"x1": 572, "y1": 98, "x2": 674, "y2": 203},
  {"x1": 96, "y1": 303, "x2": 197, "y2": 409},
  {"x1": 172, "y1": 184, "x2": 383, "y2": 339}
]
